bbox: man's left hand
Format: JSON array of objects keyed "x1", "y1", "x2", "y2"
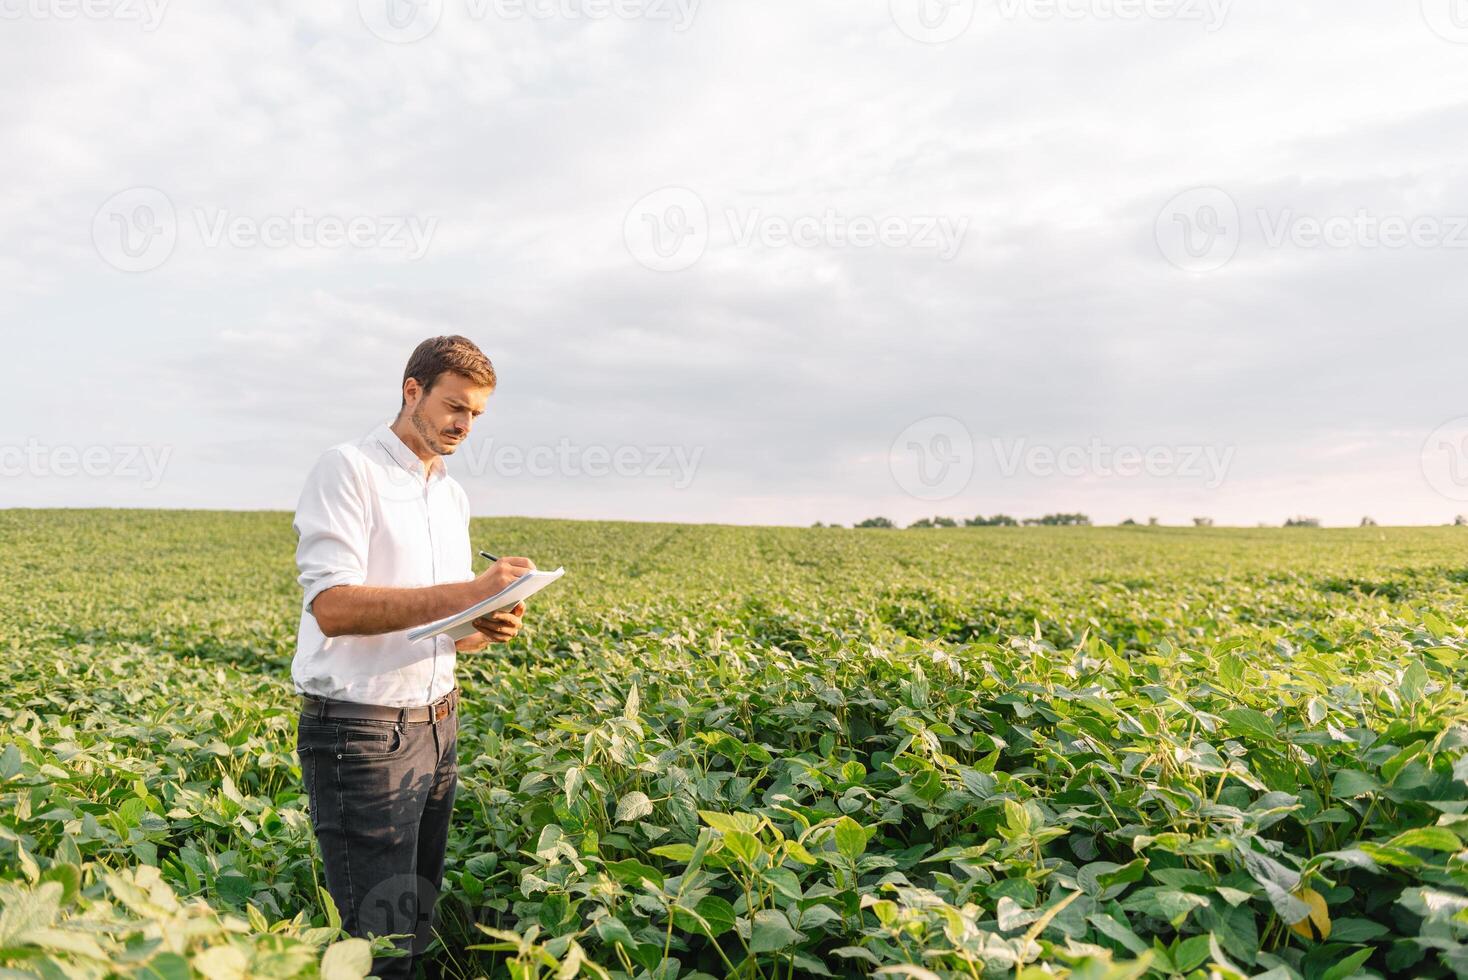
[{"x1": 457, "y1": 601, "x2": 526, "y2": 651}]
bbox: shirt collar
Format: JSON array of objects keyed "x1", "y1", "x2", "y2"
[{"x1": 373, "y1": 422, "x2": 445, "y2": 482}]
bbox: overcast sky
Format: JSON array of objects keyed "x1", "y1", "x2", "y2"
[{"x1": 4, "y1": 0, "x2": 1468, "y2": 526}]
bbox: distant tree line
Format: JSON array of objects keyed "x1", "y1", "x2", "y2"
[
  {"x1": 835, "y1": 513, "x2": 1091, "y2": 529},
  {"x1": 808, "y1": 513, "x2": 1468, "y2": 530}
]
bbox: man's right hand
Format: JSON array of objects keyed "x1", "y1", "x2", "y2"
[
  {"x1": 310, "y1": 556, "x2": 538, "y2": 638},
  {"x1": 475, "y1": 556, "x2": 535, "y2": 599}
]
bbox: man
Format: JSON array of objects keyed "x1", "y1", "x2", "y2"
[{"x1": 291, "y1": 335, "x2": 534, "y2": 978}]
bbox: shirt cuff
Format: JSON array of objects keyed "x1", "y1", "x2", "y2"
[{"x1": 302, "y1": 570, "x2": 366, "y2": 613}]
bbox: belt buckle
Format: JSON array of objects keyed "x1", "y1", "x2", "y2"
[{"x1": 431, "y1": 690, "x2": 454, "y2": 722}]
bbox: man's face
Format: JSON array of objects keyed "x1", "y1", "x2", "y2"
[{"x1": 404, "y1": 372, "x2": 492, "y2": 456}]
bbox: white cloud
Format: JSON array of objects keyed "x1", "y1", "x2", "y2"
[{"x1": 2, "y1": 0, "x2": 1467, "y2": 524}]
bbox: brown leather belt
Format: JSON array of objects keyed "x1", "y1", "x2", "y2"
[{"x1": 300, "y1": 687, "x2": 458, "y2": 724}]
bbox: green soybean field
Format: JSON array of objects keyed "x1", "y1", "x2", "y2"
[{"x1": 3, "y1": 510, "x2": 1468, "y2": 980}]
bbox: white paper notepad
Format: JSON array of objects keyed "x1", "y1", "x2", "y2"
[{"x1": 407, "y1": 567, "x2": 565, "y2": 642}]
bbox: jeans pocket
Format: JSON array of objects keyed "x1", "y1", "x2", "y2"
[
  {"x1": 297, "y1": 716, "x2": 336, "y2": 755},
  {"x1": 338, "y1": 725, "x2": 404, "y2": 759}
]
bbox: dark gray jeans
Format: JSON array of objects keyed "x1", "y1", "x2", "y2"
[{"x1": 297, "y1": 706, "x2": 458, "y2": 980}]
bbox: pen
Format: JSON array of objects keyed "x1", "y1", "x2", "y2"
[{"x1": 478, "y1": 550, "x2": 498, "y2": 562}]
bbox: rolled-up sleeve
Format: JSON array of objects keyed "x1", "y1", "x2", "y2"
[{"x1": 294, "y1": 449, "x2": 370, "y2": 612}]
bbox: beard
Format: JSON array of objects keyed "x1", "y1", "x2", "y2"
[{"x1": 410, "y1": 406, "x2": 464, "y2": 456}]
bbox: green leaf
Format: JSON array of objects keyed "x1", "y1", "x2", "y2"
[
  {"x1": 1382, "y1": 740, "x2": 1426, "y2": 784},
  {"x1": 1329, "y1": 917, "x2": 1389, "y2": 942},
  {"x1": 1398, "y1": 886, "x2": 1468, "y2": 923},
  {"x1": 1357, "y1": 842, "x2": 1425, "y2": 867},
  {"x1": 603, "y1": 858, "x2": 663, "y2": 890},
  {"x1": 1002, "y1": 798, "x2": 1032, "y2": 837},
  {"x1": 722, "y1": 830, "x2": 761, "y2": 865},
  {"x1": 321, "y1": 939, "x2": 373, "y2": 980},
  {"x1": 38, "y1": 863, "x2": 81, "y2": 906},
  {"x1": 834, "y1": 816, "x2": 867, "y2": 862},
  {"x1": 761, "y1": 866, "x2": 803, "y2": 902},
  {"x1": 1331, "y1": 769, "x2": 1381, "y2": 798},
  {"x1": 136, "y1": 953, "x2": 192, "y2": 980},
  {"x1": 1259, "y1": 880, "x2": 1310, "y2": 924},
  {"x1": 594, "y1": 916, "x2": 636, "y2": 949},
  {"x1": 1321, "y1": 947, "x2": 1373, "y2": 980},
  {"x1": 1079, "y1": 858, "x2": 1147, "y2": 899},
  {"x1": 564, "y1": 766, "x2": 584, "y2": 808},
  {"x1": 1386, "y1": 826, "x2": 1460, "y2": 852},
  {"x1": 213, "y1": 872, "x2": 251, "y2": 903},
  {"x1": 1221, "y1": 707, "x2": 1277, "y2": 741},
  {"x1": 873, "y1": 967, "x2": 943, "y2": 980},
  {"x1": 1400, "y1": 659, "x2": 1428, "y2": 703},
  {"x1": 1122, "y1": 887, "x2": 1210, "y2": 927},
  {"x1": 692, "y1": 896, "x2": 736, "y2": 937},
  {"x1": 1088, "y1": 912, "x2": 1148, "y2": 954},
  {"x1": 1174, "y1": 934, "x2": 1213, "y2": 973},
  {"x1": 1214, "y1": 886, "x2": 1253, "y2": 907},
  {"x1": 698, "y1": 810, "x2": 760, "y2": 835},
  {"x1": 319, "y1": 884, "x2": 342, "y2": 932},
  {"x1": 0, "y1": 744, "x2": 22, "y2": 781},
  {"x1": 615, "y1": 791, "x2": 653, "y2": 823},
  {"x1": 749, "y1": 908, "x2": 804, "y2": 952}
]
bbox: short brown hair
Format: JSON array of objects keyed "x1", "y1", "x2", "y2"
[{"x1": 401, "y1": 335, "x2": 496, "y2": 405}]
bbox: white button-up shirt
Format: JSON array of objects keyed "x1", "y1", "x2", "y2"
[{"x1": 291, "y1": 423, "x2": 472, "y2": 707}]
